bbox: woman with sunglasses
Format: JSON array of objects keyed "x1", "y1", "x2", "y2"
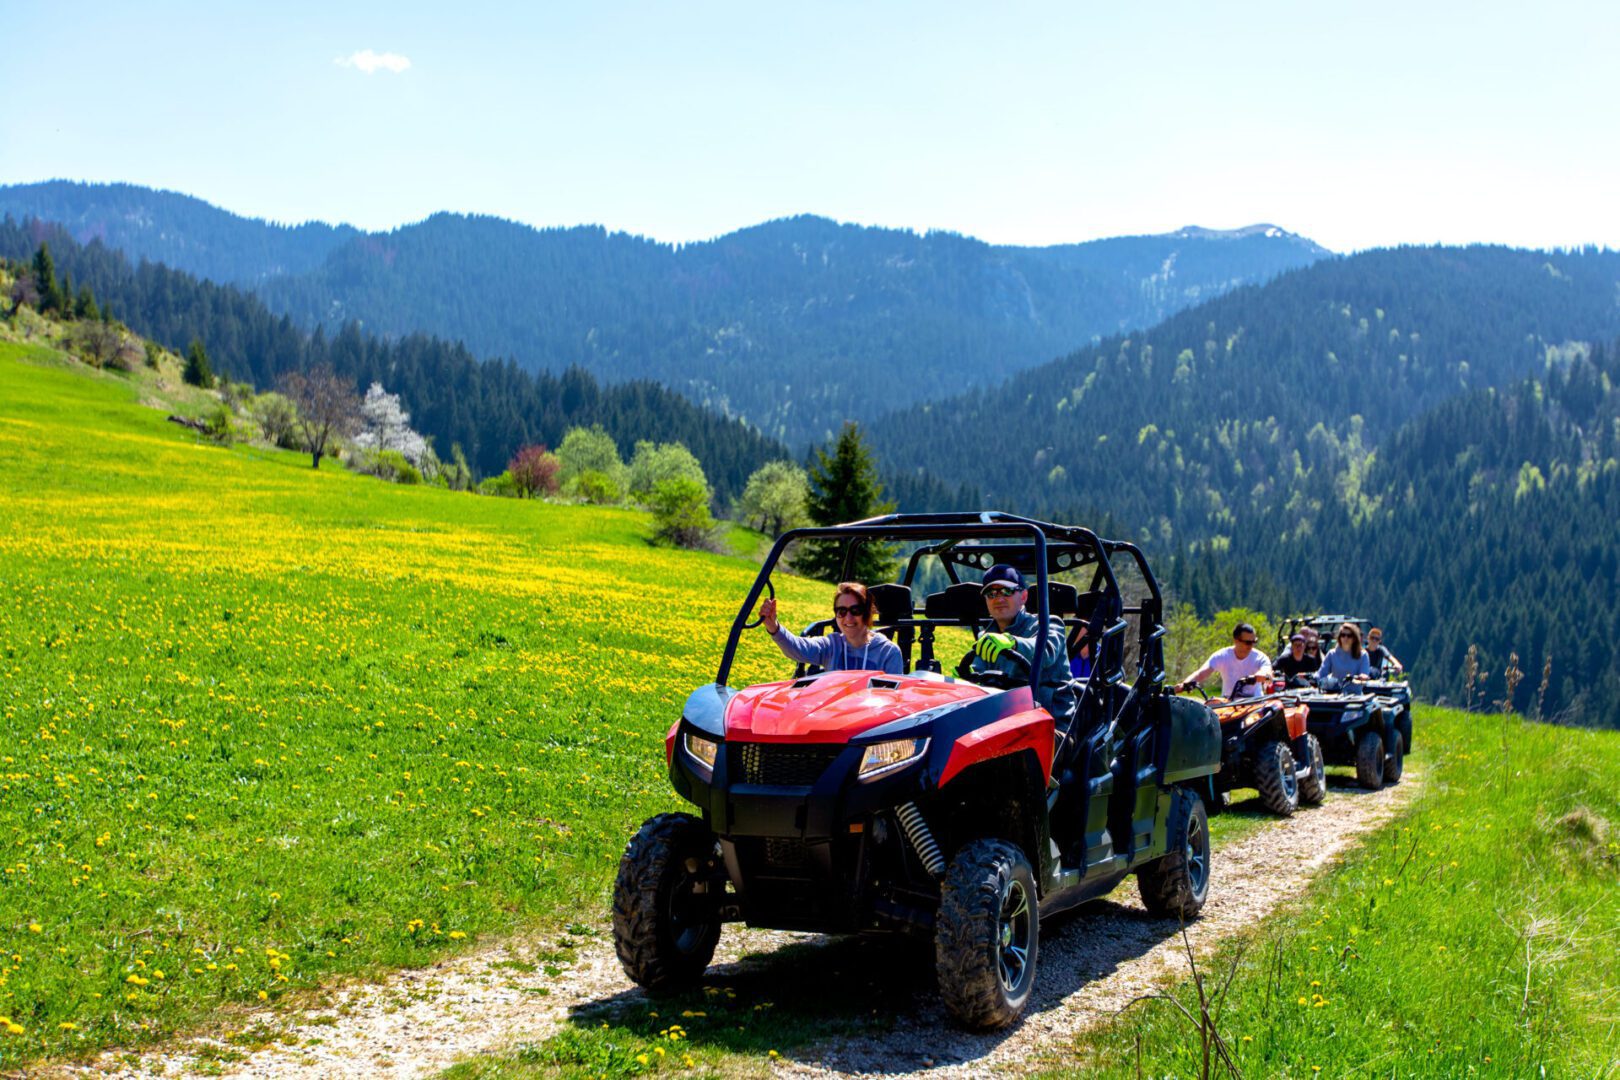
[
  {"x1": 1315, "y1": 622, "x2": 1373, "y2": 686},
  {"x1": 758, "y1": 581, "x2": 903, "y2": 674}
]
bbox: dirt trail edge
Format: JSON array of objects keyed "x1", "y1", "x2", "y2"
[{"x1": 66, "y1": 776, "x2": 1418, "y2": 1080}]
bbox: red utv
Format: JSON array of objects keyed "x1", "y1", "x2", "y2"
[{"x1": 611, "y1": 513, "x2": 1222, "y2": 1029}]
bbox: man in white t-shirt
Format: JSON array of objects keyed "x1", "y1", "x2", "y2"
[{"x1": 1175, "y1": 622, "x2": 1273, "y2": 699}]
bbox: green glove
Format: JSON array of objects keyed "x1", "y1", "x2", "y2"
[{"x1": 974, "y1": 632, "x2": 1016, "y2": 662}]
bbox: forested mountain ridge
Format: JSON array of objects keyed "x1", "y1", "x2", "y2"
[
  {"x1": 0, "y1": 181, "x2": 1328, "y2": 444},
  {"x1": 872, "y1": 245, "x2": 1620, "y2": 545},
  {"x1": 1231, "y1": 343, "x2": 1620, "y2": 725},
  {"x1": 0, "y1": 181, "x2": 357, "y2": 283},
  {"x1": 0, "y1": 218, "x2": 784, "y2": 501}
]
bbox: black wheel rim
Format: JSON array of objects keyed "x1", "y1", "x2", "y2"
[
  {"x1": 1185, "y1": 810, "x2": 1209, "y2": 896},
  {"x1": 996, "y1": 878, "x2": 1033, "y2": 994},
  {"x1": 665, "y1": 865, "x2": 710, "y2": 955}
]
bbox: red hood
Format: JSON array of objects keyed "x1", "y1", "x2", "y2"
[{"x1": 725, "y1": 671, "x2": 989, "y2": 743}]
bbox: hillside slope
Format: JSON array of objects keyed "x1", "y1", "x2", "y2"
[
  {"x1": 0, "y1": 181, "x2": 1329, "y2": 444},
  {"x1": 0, "y1": 340, "x2": 825, "y2": 1063},
  {"x1": 0, "y1": 220, "x2": 791, "y2": 500}
]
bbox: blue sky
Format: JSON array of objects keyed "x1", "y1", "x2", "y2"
[{"x1": 3, "y1": 1, "x2": 1616, "y2": 252}]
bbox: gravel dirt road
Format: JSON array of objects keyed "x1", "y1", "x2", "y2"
[{"x1": 62, "y1": 775, "x2": 1417, "y2": 1080}]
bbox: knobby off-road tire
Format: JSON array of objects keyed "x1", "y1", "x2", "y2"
[
  {"x1": 612, "y1": 812, "x2": 722, "y2": 992},
  {"x1": 1384, "y1": 730, "x2": 1405, "y2": 785},
  {"x1": 1254, "y1": 740, "x2": 1300, "y2": 817},
  {"x1": 1137, "y1": 787, "x2": 1211, "y2": 920},
  {"x1": 1297, "y1": 733, "x2": 1328, "y2": 806},
  {"x1": 935, "y1": 839, "x2": 1039, "y2": 1030},
  {"x1": 1355, "y1": 729, "x2": 1386, "y2": 790}
]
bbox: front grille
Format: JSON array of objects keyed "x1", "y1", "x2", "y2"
[
  {"x1": 735, "y1": 743, "x2": 842, "y2": 786},
  {"x1": 764, "y1": 837, "x2": 808, "y2": 868}
]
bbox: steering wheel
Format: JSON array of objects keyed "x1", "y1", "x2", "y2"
[
  {"x1": 955, "y1": 644, "x2": 1032, "y2": 690},
  {"x1": 741, "y1": 578, "x2": 775, "y2": 630}
]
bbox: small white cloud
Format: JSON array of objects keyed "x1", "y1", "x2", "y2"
[{"x1": 335, "y1": 50, "x2": 412, "y2": 75}]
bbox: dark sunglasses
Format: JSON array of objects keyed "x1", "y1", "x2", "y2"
[
  {"x1": 1236, "y1": 637, "x2": 1257, "y2": 646},
  {"x1": 981, "y1": 586, "x2": 1018, "y2": 599},
  {"x1": 833, "y1": 604, "x2": 868, "y2": 618},
  {"x1": 1338, "y1": 632, "x2": 1354, "y2": 640}
]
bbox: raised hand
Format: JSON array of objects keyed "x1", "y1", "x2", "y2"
[{"x1": 760, "y1": 597, "x2": 780, "y2": 634}]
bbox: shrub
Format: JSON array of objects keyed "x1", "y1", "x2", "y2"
[
  {"x1": 251, "y1": 392, "x2": 302, "y2": 449},
  {"x1": 143, "y1": 339, "x2": 163, "y2": 370},
  {"x1": 648, "y1": 476, "x2": 719, "y2": 549},
  {"x1": 557, "y1": 425, "x2": 626, "y2": 497},
  {"x1": 478, "y1": 471, "x2": 519, "y2": 498},
  {"x1": 509, "y1": 444, "x2": 562, "y2": 498},
  {"x1": 575, "y1": 469, "x2": 622, "y2": 505},
  {"x1": 627, "y1": 441, "x2": 708, "y2": 504},
  {"x1": 357, "y1": 449, "x2": 422, "y2": 485},
  {"x1": 201, "y1": 405, "x2": 234, "y2": 446}
]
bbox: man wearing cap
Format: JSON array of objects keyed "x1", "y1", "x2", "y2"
[
  {"x1": 969, "y1": 564, "x2": 1077, "y2": 727},
  {"x1": 1275, "y1": 633, "x2": 1316, "y2": 683}
]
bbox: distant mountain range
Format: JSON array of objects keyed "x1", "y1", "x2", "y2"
[{"x1": 0, "y1": 180, "x2": 1329, "y2": 445}]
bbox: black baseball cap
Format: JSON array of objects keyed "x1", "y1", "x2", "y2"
[{"x1": 981, "y1": 564, "x2": 1026, "y2": 592}]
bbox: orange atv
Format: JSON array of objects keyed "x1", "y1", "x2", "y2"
[{"x1": 1186, "y1": 677, "x2": 1325, "y2": 816}]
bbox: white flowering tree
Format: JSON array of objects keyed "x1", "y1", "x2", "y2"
[{"x1": 353, "y1": 382, "x2": 429, "y2": 467}]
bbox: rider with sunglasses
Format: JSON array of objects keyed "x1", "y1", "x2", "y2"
[
  {"x1": 969, "y1": 564, "x2": 1077, "y2": 726},
  {"x1": 1175, "y1": 622, "x2": 1274, "y2": 699},
  {"x1": 759, "y1": 581, "x2": 903, "y2": 674},
  {"x1": 1315, "y1": 622, "x2": 1373, "y2": 685}
]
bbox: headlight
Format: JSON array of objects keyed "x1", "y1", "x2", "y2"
[
  {"x1": 682, "y1": 731, "x2": 719, "y2": 776},
  {"x1": 857, "y1": 737, "x2": 929, "y2": 781}
]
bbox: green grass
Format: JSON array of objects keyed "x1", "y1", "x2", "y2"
[
  {"x1": 1032, "y1": 706, "x2": 1620, "y2": 1078},
  {"x1": 0, "y1": 341, "x2": 827, "y2": 1064}
]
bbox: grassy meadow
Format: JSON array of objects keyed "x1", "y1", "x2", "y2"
[
  {"x1": 0, "y1": 340, "x2": 826, "y2": 1062},
  {"x1": 4, "y1": 334, "x2": 1618, "y2": 1078}
]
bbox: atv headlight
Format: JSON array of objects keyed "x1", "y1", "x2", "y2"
[
  {"x1": 682, "y1": 731, "x2": 719, "y2": 777},
  {"x1": 857, "y1": 737, "x2": 929, "y2": 781}
]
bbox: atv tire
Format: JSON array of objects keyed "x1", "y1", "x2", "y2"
[
  {"x1": 1384, "y1": 730, "x2": 1405, "y2": 785},
  {"x1": 1297, "y1": 734, "x2": 1327, "y2": 806},
  {"x1": 1137, "y1": 787, "x2": 1211, "y2": 920},
  {"x1": 935, "y1": 839, "x2": 1039, "y2": 1030},
  {"x1": 1354, "y1": 729, "x2": 1386, "y2": 790},
  {"x1": 1254, "y1": 741, "x2": 1300, "y2": 817},
  {"x1": 612, "y1": 812, "x2": 722, "y2": 992}
]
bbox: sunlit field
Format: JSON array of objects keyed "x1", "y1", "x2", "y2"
[{"x1": 0, "y1": 342, "x2": 824, "y2": 1061}]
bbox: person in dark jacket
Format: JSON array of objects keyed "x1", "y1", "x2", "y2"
[
  {"x1": 759, "y1": 581, "x2": 903, "y2": 674},
  {"x1": 969, "y1": 564, "x2": 1076, "y2": 726},
  {"x1": 1275, "y1": 633, "x2": 1317, "y2": 682}
]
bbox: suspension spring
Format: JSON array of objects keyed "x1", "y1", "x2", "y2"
[{"x1": 895, "y1": 801, "x2": 946, "y2": 877}]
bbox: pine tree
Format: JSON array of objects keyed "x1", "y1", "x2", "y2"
[
  {"x1": 76, "y1": 284, "x2": 99, "y2": 322},
  {"x1": 32, "y1": 244, "x2": 65, "y2": 314},
  {"x1": 798, "y1": 422, "x2": 897, "y2": 583},
  {"x1": 183, "y1": 338, "x2": 215, "y2": 388}
]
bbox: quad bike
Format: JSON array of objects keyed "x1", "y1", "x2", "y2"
[
  {"x1": 1277, "y1": 614, "x2": 1415, "y2": 782},
  {"x1": 1181, "y1": 677, "x2": 1323, "y2": 815},
  {"x1": 612, "y1": 512, "x2": 1222, "y2": 1030}
]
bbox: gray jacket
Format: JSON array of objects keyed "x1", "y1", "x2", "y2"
[
  {"x1": 1316, "y1": 648, "x2": 1372, "y2": 682},
  {"x1": 769, "y1": 627, "x2": 904, "y2": 675},
  {"x1": 971, "y1": 609, "x2": 1077, "y2": 724}
]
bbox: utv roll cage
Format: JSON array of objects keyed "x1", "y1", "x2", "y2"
[{"x1": 716, "y1": 512, "x2": 1169, "y2": 761}]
